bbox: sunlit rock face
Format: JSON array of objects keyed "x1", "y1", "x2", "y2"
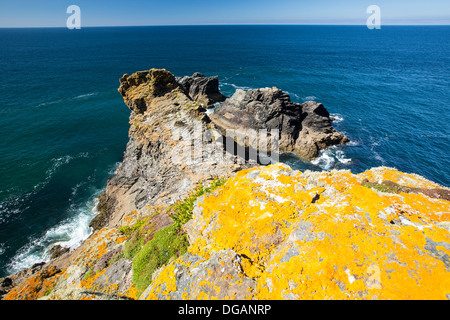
[{"x1": 143, "y1": 163, "x2": 450, "y2": 300}]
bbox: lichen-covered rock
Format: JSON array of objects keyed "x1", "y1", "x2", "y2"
[
  {"x1": 144, "y1": 163, "x2": 450, "y2": 300},
  {"x1": 139, "y1": 249, "x2": 256, "y2": 300},
  {"x1": 4, "y1": 69, "x2": 448, "y2": 301},
  {"x1": 2, "y1": 266, "x2": 62, "y2": 300},
  {"x1": 118, "y1": 69, "x2": 180, "y2": 114},
  {"x1": 36, "y1": 228, "x2": 136, "y2": 300}
]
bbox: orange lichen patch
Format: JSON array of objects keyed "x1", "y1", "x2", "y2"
[
  {"x1": 116, "y1": 235, "x2": 128, "y2": 244},
  {"x1": 188, "y1": 163, "x2": 316, "y2": 278},
  {"x1": 147, "y1": 164, "x2": 450, "y2": 300},
  {"x1": 319, "y1": 170, "x2": 358, "y2": 192},
  {"x1": 79, "y1": 268, "x2": 119, "y2": 295},
  {"x1": 125, "y1": 284, "x2": 139, "y2": 300},
  {"x1": 388, "y1": 193, "x2": 450, "y2": 223},
  {"x1": 72, "y1": 228, "x2": 121, "y2": 269},
  {"x1": 78, "y1": 268, "x2": 137, "y2": 300},
  {"x1": 359, "y1": 167, "x2": 444, "y2": 189},
  {"x1": 144, "y1": 264, "x2": 177, "y2": 300},
  {"x1": 3, "y1": 267, "x2": 62, "y2": 300},
  {"x1": 120, "y1": 210, "x2": 139, "y2": 227},
  {"x1": 255, "y1": 167, "x2": 450, "y2": 300}
]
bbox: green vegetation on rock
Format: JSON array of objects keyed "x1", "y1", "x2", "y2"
[
  {"x1": 171, "y1": 176, "x2": 227, "y2": 229},
  {"x1": 132, "y1": 224, "x2": 189, "y2": 294},
  {"x1": 119, "y1": 177, "x2": 228, "y2": 295}
]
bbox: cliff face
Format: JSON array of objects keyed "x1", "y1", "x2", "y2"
[
  {"x1": 1, "y1": 69, "x2": 449, "y2": 300},
  {"x1": 88, "y1": 69, "x2": 253, "y2": 233}
]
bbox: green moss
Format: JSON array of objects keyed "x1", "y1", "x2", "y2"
[
  {"x1": 363, "y1": 182, "x2": 401, "y2": 194},
  {"x1": 132, "y1": 224, "x2": 189, "y2": 295},
  {"x1": 124, "y1": 177, "x2": 227, "y2": 296},
  {"x1": 83, "y1": 267, "x2": 96, "y2": 280},
  {"x1": 121, "y1": 218, "x2": 153, "y2": 260},
  {"x1": 43, "y1": 287, "x2": 53, "y2": 297}
]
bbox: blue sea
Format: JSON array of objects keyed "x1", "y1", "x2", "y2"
[{"x1": 0, "y1": 26, "x2": 449, "y2": 277}]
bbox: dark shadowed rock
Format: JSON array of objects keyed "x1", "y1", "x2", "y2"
[
  {"x1": 176, "y1": 73, "x2": 226, "y2": 107},
  {"x1": 49, "y1": 245, "x2": 70, "y2": 260},
  {"x1": 209, "y1": 87, "x2": 349, "y2": 160}
]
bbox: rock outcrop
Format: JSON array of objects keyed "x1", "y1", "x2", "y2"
[
  {"x1": 89, "y1": 68, "x2": 254, "y2": 233},
  {"x1": 176, "y1": 72, "x2": 226, "y2": 107},
  {"x1": 210, "y1": 88, "x2": 349, "y2": 160},
  {"x1": 141, "y1": 163, "x2": 450, "y2": 300},
  {"x1": 2, "y1": 69, "x2": 448, "y2": 301}
]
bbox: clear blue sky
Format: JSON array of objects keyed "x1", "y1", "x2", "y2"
[{"x1": 0, "y1": 0, "x2": 449, "y2": 27}]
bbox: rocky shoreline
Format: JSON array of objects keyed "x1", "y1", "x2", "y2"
[{"x1": 1, "y1": 69, "x2": 449, "y2": 300}]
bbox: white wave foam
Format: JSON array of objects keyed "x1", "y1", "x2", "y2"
[
  {"x1": 6, "y1": 191, "x2": 102, "y2": 275},
  {"x1": 0, "y1": 243, "x2": 5, "y2": 256},
  {"x1": 220, "y1": 82, "x2": 254, "y2": 91},
  {"x1": 311, "y1": 146, "x2": 352, "y2": 170},
  {"x1": 37, "y1": 99, "x2": 63, "y2": 107},
  {"x1": 74, "y1": 92, "x2": 97, "y2": 99},
  {"x1": 302, "y1": 95, "x2": 318, "y2": 102},
  {"x1": 31, "y1": 152, "x2": 90, "y2": 193},
  {"x1": 311, "y1": 150, "x2": 336, "y2": 171},
  {"x1": 36, "y1": 92, "x2": 97, "y2": 108},
  {"x1": 50, "y1": 197, "x2": 100, "y2": 250},
  {"x1": 369, "y1": 137, "x2": 386, "y2": 165},
  {"x1": 0, "y1": 153, "x2": 91, "y2": 225},
  {"x1": 330, "y1": 113, "x2": 344, "y2": 124},
  {"x1": 336, "y1": 150, "x2": 352, "y2": 164},
  {"x1": 0, "y1": 194, "x2": 29, "y2": 224},
  {"x1": 347, "y1": 140, "x2": 360, "y2": 147},
  {"x1": 205, "y1": 102, "x2": 223, "y2": 116}
]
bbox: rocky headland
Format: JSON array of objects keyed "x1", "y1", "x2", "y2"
[{"x1": 1, "y1": 69, "x2": 449, "y2": 300}]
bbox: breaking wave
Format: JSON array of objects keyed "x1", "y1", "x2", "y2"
[
  {"x1": 311, "y1": 146, "x2": 352, "y2": 171},
  {"x1": 6, "y1": 190, "x2": 102, "y2": 275}
]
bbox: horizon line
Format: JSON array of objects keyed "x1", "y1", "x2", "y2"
[{"x1": 1, "y1": 23, "x2": 450, "y2": 29}]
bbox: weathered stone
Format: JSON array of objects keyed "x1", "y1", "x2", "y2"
[
  {"x1": 176, "y1": 73, "x2": 226, "y2": 107},
  {"x1": 145, "y1": 164, "x2": 450, "y2": 300},
  {"x1": 49, "y1": 244, "x2": 70, "y2": 260},
  {"x1": 210, "y1": 88, "x2": 349, "y2": 160}
]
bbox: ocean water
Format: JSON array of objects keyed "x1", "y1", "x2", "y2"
[{"x1": 0, "y1": 26, "x2": 449, "y2": 277}]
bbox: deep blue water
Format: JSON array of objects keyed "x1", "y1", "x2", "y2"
[{"x1": 0, "y1": 25, "x2": 449, "y2": 277}]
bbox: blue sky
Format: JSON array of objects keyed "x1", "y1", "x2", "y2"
[{"x1": 0, "y1": 0, "x2": 449, "y2": 27}]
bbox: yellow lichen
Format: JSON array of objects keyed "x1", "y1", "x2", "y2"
[{"x1": 147, "y1": 164, "x2": 450, "y2": 300}]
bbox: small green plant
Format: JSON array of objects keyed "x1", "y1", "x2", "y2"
[
  {"x1": 121, "y1": 218, "x2": 153, "y2": 260},
  {"x1": 363, "y1": 182, "x2": 401, "y2": 194},
  {"x1": 171, "y1": 177, "x2": 227, "y2": 229},
  {"x1": 122, "y1": 177, "x2": 227, "y2": 296},
  {"x1": 132, "y1": 224, "x2": 189, "y2": 295},
  {"x1": 83, "y1": 267, "x2": 96, "y2": 280},
  {"x1": 43, "y1": 287, "x2": 53, "y2": 297}
]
